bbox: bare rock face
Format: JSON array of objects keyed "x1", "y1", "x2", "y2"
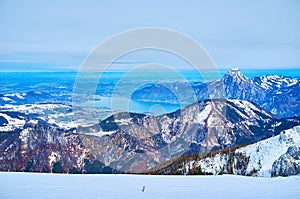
[
  {"x1": 271, "y1": 146, "x2": 300, "y2": 177},
  {"x1": 0, "y1": 125, "x2": 113, "y2": 174}
]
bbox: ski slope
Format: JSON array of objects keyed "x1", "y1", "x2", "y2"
[{"x1": 0, "y1": 172, "x2": 299, "y2": 199}]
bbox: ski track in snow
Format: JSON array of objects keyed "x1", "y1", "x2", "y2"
[{"x1": 0, "y1": 172, "x2": 300, "y2": 199}]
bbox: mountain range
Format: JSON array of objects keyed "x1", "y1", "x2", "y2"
[
  {"x1": 1, "y1": 69, "x2": 300, "y2": 176},
  {"x1": 1, "y1": 98, "x2": 300, "y2": 174},
  {"x1": 132, "y1": 68, "x2": 300, "y2": 118}
]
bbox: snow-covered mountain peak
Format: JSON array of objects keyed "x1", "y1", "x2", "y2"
[
  {"x1": 222, "y1": 68, "x2": 250, "y2": 84},
  {"x1": 226, "y1": 68, "x2": 246, "y2": 77},
  {"x1": 231, "y1": 67, "x2": 240, "y2": 71}
]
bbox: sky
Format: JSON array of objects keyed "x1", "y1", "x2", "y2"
[{"x1": 0, "y1": 0, "x2": 299, "y2": 71}]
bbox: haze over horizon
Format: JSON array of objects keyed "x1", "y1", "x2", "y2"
[{"x1": 0, "y1": 0, "x2": 299, "y2": 72}]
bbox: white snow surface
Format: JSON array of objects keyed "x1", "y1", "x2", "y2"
[
  {"x1": 115, "y1": 118, "x2": 132, "y2": 125},
  {"x1": 228, "y1": 99, "x2": 272, "y2": 119},
  {"x1": 0, "y1": 112, "x2": 26, "y2": 132},
  {"x1": 186, "y1": 126, "x2": 300, "y2": 177},
  {"x1": 4, "y1": 93, "x2": 26, "y2": 99},
  {"x1": 236, "y1": 126, "x2": 300, "y2": 177},
  {"x1": 0, "y1": 172, "x2": 299, "y2": 199},
  {"x1": 256, "y1": 75, "x2": 299, "y2": 90},
  {"x1": 2, "y1": 97, "x2": 13, "y2": 102},
  {"x1": 197, "y1": 153, "x2": 231, "y2": 174},
  {"x1": 0, "y1": 104, "x2": 77, "y2": 130},
  {"x1": 196, "y1": 103, "x2": 211, "y2": 123},
  {"x1": 48, "y1": 152, "x2": 61, "y2": 167}
]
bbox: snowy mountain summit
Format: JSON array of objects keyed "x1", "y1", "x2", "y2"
[{"x1": 223, "y1": 68, "x2": 250, "y2": 83}]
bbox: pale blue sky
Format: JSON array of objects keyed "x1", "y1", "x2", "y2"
[{"x1": 0, "y1": 0, "x2": 299, "y2": 71}]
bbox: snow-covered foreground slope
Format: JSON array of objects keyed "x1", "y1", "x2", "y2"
[
  {"x1": 151, "y1": 126, "x2": 300, "y2": 177},
  {"x1": 190, "y1": 126, "x2": 300, "y2": 177},
  {"x1": 0, "y1": 172, "x2": 299, "y2": 199},
  {"x1": 236, "y1": 125, "x2": 300, "y2": 177}
]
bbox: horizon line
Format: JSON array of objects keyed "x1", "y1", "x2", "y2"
[{"x1": 1, "y1": 67, "x2": 300, "y2": 73}]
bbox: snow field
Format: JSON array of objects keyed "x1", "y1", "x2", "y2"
[{"x1": 0, "y1": 172, "x2": 299, "y2": 199}]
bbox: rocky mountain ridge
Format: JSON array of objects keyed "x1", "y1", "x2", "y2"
[
  {"x1": 0, "y1": 127, "x2": 115, "y2": 174},
  {"x1": 77, "y1": 99, "x2": 300, "y2": 173}
]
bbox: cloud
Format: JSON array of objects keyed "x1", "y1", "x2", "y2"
[{"x1": 0, "y1": 59, "x2": 36, "y2": 63}]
